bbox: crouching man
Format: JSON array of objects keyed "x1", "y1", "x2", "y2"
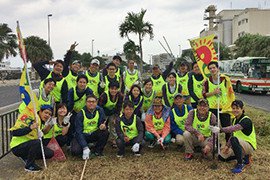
[
  {"x1": 115, "y1": 101, "x2": 145, "y2": 157},
  {"x1": 71, "y1": 94, "x2": 109, "y2": 159},
  {"x1": 183, "y1": 99, "x2": 217, "y2": 160}
]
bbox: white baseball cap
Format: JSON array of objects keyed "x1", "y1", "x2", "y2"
[{"x1": 91, "y1": 59, "x2": 100, "y2": 65}]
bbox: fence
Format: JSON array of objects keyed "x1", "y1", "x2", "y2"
[{"x1": 0, "y1": 104, "x2": 19, "y2": 159}]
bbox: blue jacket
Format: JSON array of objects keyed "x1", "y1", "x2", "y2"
[
  {"x1": 75, "y1": 106, "x2": 106, "y2": 148},
  {"x1": 170, "y1": 104, "x2": 193, "y2": 135}
]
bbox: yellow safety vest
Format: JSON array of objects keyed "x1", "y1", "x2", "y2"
[
  {"x1": 190, "y1": 75, "x2": 204, "y2": 103},
  {"x1": 177, "y1": 73, "x2": 189, "y2": 96},
  {"x1": 233, "y1": 116, "x2": 257, "y2": 150},
  {"x1": 164, "y1": 83, "x2": 180, "y2": 107},
  {"x1": 153, "y1": 115, "x2": 165, "y2": 131},
  {"x1": 120, "y1": 116, "x2": 138, "y2": 140},
  {"x1": 124, "y1": 69, "x2": 139, "y2": 90},
  {"x1": 85, "y1": 71, "x2": 100, "y2": 98},
  {"x1": 82, "y1": 109, "x2": 99, "y2": 134},
  {"x1": 207, "y1": 79, "x2": 228, "y2": 109},
  {"x1": 172, "y1": 105, "x2": 189, "y2": 131},
  {"x1": 142, "y1": 90, "x2": 155, "y2": 112},
  {"x1": 128, "y1": 95, "x2": 143, "y2": 110},
  {"x1": 192, "y1": 109, "x2": 212, "y2": 137},
  {"x1": 65, "y1": 70, "x2": 77, "y2": 90},
  {"x1": 151, "y1": 75, "x2": 165, "y2": 96},
  {"x1": 73, "y1": 87, "x2": 87, "y2": 113},
  {"x1": 104, "y1": 91, "x2": 118, "y2": 110},
  {"x1": 104, "y1": 75, "x2": 120, "y2": 92}
]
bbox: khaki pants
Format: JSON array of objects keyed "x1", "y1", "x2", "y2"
[
  {"x1": 183, "y1": 131, "x2": 212, "y2": 154},
  {"x1": 175, "y1": 134, "x2": 185, "y2": 146},
  {"x1": 219, "y1": 138, "x2": 254, "y2": 159}
]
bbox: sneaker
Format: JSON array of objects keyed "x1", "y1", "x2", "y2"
[
  {"x1": 148, "y1": 141, "x2": 156, "y2": 148},
  {"x1": 231, "y1": 163, "x2": 245, "y2": 174},
  {"x1": 25, "y1": 163, "x2": 42, "y2": 172},
  {"x1": 243, "y1": 155, "x2": 252, "y2": 166},
  {"x1": 184, "y1": 153, "x2": 193, "y2": 160},
  {"x1": 134, "y1": 152, "x2": 141, "y2": 157}
]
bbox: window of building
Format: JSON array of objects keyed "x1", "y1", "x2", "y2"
[
  {"x1": 246, "y1": 18, "x2": 248, "y2": 23},
  {"x1": 238, "y1": 21, "x2": 241, "y2": 26}
]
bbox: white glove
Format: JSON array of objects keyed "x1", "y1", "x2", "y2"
[
  {"x1": 157, "y1": 137, "x2": 164, "y2": 145},
  {"x1": 100, "y1": 81, "x2": 105, "y2": 88},
  {"x1": 38, "y1": 129, "x2": 43, "y2": 139},
  {"x1": 82, "y1": 147, "x2": 90, "y2": 160},
  {"x1": 141, "y1": 113, "x2": 146, "y2": 122},
  {"x1": 63, "y1": 112, "x2": 72, "y2": 124},
  {"x1": 209, "y1": 125, "x2": 220, "y2": 133},
  {"x1": 131, "y1": 143, "x2": 140, "y2": 153},
  {"x1": 45, "y1": 117, "x2": 56, "y2": 127}
]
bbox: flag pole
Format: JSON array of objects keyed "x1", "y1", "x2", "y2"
[
  {"x1": 216, "y1": 33, "x2": 221, "y2": 155},
  {"x1": 16, "y1": 21, "x2": 47, "y2": 168}
]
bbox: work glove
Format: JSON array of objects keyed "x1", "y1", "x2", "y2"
[
  {"x1": 141, "y1": 113, "x2": 146, "y2": 122},
  {"x1": 63, "y1": 112, "x2": 72, "y2": 125},
  {"x1": 157, "y1": 137, "x2": 164, "y2": 145},
  {"x1": 38, "y1": 129, "x2": 43, "y2": 139},
  {"x1": 209, "y1": 125, "x2": 220, "y2": 133},
  {"x1": 131, "y1": 143, "x2": 140, "y2": 153},
  {"x1": 82, "y1": 147, "x2": 90, "y2": 160},
  {"x1": 45, "y1": 117, "x2": 56, "y2": 127},
  {"x1": 100, "y1": 81, "x2": 105, "y2": 88}
]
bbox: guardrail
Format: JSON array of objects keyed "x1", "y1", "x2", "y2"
[{"x1": 0, "y1": 103, "x2": 19, "y2": 159}]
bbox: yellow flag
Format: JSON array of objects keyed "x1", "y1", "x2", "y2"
[{"x1": 189, "y1": 34, "x2": 218, "y2": 78}]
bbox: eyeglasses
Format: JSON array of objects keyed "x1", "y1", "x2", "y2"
[{"x1": 87, "y1": 100, "x2": 97, "y2": 103}]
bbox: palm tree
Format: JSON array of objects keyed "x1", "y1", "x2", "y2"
[
  {"x1": 0, "y1": 23, "x2": 18, "y2": 61},
  {"x1": 24, "y1": 36, "x2": 53, "y2": 64},
  {"x1": 123, "y1": 40, "x2": 140, "y2": 64},
  {"x1": 119, "y1": 9, "x2": 154, "y2": 73}
]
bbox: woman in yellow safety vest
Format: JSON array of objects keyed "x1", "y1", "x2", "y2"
[
  {"x1": 10, "y1": 105, "x2": 54, "y2": 172},
  {"x1": 162, "y1": 72, "x2": 182, "y2": 107},
  {"x1": 125, "y1": 84, "x2": 144, "y2": 118},
  {"x1": 216, "y1": 100, "x2": 257, "y2": 174},
  {"x1": 42, "y1": 103, "x2": 71, "y2": 147}
]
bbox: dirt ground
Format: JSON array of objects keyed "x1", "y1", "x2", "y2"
[{"x1": 1, "y1": 106, "x2": 270, "y2": 180}]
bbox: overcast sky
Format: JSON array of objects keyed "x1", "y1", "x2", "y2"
[{"x1": 1, "y1": 0, "x2": 269, "y2": 67}]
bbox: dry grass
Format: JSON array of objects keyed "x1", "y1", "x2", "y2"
[{"x1": 18, "y1": 106, "x2": 270, "y2": 180}]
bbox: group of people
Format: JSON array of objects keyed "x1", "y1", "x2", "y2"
[{"x1": 10, "y1": 43, "x2": 257, "y2": 174}]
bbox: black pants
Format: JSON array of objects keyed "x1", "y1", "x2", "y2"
[
  {"x1": 12, "y1": 139, "x2": 54, "y2": 167},
  {"x1": 116, "y1": 137, "x2": 145, "y2": 155},
  {"x1": 67, "y1": 112, "x2": 78, "y2": 145},
  {"x1": 210, "y1": 109, "x2": 231, "y2": 142},
  {"x1": 191, "y1": 102, "x2": 197, "y2": 109},
  {"x1": 42, "y1": 135, "x2": 68, "y2": 147},
  {"x1": 71, "y1": 129, "x2": 109, "y2": 156}
]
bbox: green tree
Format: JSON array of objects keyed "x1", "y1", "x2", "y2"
[
  {"x1": 123, "y1": 40, "x2": 140, "y2": 63},
  {"x1": 24, "y1": 36, "x2": 53, "y2": 64},
  {"x1": 0, "y1": 23, "x2": 17, "y2": 61},
  {"x1": 80, "y1": 52, "x2": 92, "y2": 67},
  {"x1": 119, "y1": 9, "x2": 154, "y2": 73},
  {"x1": 234, "y1": 34, "x2": 270, "y2": 58}
]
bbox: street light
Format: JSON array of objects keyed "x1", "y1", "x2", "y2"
[
  {"x1": 91, "y1": 39, "x2": 94, "y2": 57},
  {"x1": 47, "y1": 14, "x2": 52, "y2": 46}
]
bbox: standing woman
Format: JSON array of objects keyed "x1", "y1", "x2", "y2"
[
  {"x1": 125, "y1": 84, "x2": 144, "y2": 118},
  {"x1": 162, "y1": 72, "x2": 182, "y2": 107},
  {"x1": 42, "y1": 103, "x2": 71, "y2": 147},
  {"x1": 142, "y1": 79, "x2": 156, "y2": 114},
  {"x1": 216, "y1": 100, "x2": 257, "y2": 174}
]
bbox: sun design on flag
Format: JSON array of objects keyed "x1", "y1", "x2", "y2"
[{"x1": 194, "y1": 38, "x2": 217, "y2": 65}]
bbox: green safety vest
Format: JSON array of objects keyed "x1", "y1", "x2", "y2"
[
  {"x1": 153, "y1": 115, "x2": 165, "y2": 131},
  {"x1": 177, "y1": 73, "x2": 189, "y2": 96},
  {"x1": 151, "y1": 75, "x2": 165, "y2": 96},
  {"x1": 85, "y1": 71, "x2": 100, "y2": 98},
  {"x1": 120, "y1": 116, "x2": 138, "y2": 140},
  {"x1": 104, "y1": 75, "x2": 120, "y2": 92},
  {"x1": 192, "y1": 109, "x2": 211, "y2": 137},
  {"x1": 82, "y1": 109, "x2": 99, "y2": 134},
  {"x1": 73, "y1": 87, "x2": 87, "y2": 113},
  {"x1": 18, "y1": 89, "x2": 54, "y2": 113},
  {"x1": 165, "y1": 83, "x2": 180, "y2": 107},
  {"x1": 115, "y1": 67, "x2": 121, "y2": 79},
  {"x1": 65, "y1": 70, "x2": 77, "y2": 90},
  {"x1": 190, "y1": 75, "x2": 204, "y2": 103},
  {"x1": 104, "y1": 91, "x2": 118, "y2": 110},
  {"x1": 10, "y1": 116, "x2": 41, "y2": 149},
  {"x1": 233, "y1": 116, "x2": 257, "y2": 150},
  {"x1": 124, "y1": 69, "x2": 139, "y2": 90},
  {"x1": 128, "y1": 95, "x2": 143, "y2": 110},
  {"x1": 207, "y1": 79, "x2": 228, "y2": 109},
  {"x1": 43, "y1": 122, "x2": 63, "y2": 139},
  {"x1": 172, "y1": 105, "x2": 189, "y2": 131},
  {"x1": 142, "y1": 90, "x2": 155, "y2": 112},
  {"x1": 39, "y1": 72, "x2": 65, "y2": 102}
]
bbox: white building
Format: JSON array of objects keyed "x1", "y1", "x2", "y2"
[{"x1": 152, "y1": 53, "x2": 174, "y2": 71}]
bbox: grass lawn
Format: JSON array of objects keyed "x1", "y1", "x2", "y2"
[{"x1": 18, "y1": 106, "x2": 270, "y2": 179}]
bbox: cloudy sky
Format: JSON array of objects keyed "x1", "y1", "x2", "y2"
[{"x1": 1, "y1": 0, "x2": 269, "y2": 67}]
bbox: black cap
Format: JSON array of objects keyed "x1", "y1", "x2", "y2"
[
  {"x1": 180, "y1": 61, "x2": 188, "y2": 66},
  {"x1": 231, "y1": 100, "x2": 244, "y2": 108},
  {"x1": 108, "y1": 81, "x2": 120, "y2": 88}
]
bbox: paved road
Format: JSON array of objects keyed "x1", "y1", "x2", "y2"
[
  {"x1": 0, "y1": 82, "x2": 39, "y2": 107},
  {"x1": 236, "y1": 92, "x2": 270, "y2": 112}
]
